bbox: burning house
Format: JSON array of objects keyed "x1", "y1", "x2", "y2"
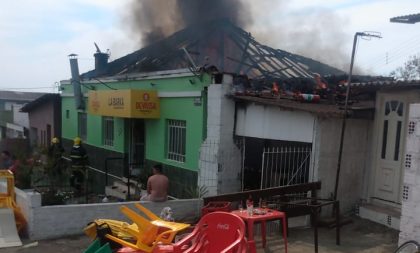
[
  {"x1": 56, "y1": 0, "x2": 420, "y2": 244},
  {"x1": 60, "y1": 16, "x2": 350, "y2": 199}
]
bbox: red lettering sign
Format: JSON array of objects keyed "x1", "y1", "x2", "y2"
[{"x1": 136, "y1": 102, "x2": 156, "y2": 110}]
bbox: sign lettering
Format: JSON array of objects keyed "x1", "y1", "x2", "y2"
[{"x1": 88, "y1": 90, "x2": 160, "y2": 118}]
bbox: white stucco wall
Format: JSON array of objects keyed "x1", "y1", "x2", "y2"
[
  {"x1": 12, "y1": 104, "x2": 29, "y2": 128},
  {"x1": 198, "y1": 75, "x2": 242, "y2": 196},
  {"x1": 399, "y1": 103, "x2": 420, "y2": 245},
  {"x1": 236, "y1": 104, "x2": 315, "y2": 143},
  {"x1": 313, "y1": 117, "x2": 373, "y2": 213}
]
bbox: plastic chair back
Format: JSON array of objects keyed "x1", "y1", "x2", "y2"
[
  {"x1": 134, "y1": 203, "x2": 190, "y2": 243},
  {"x1": 166, "y1": 211, "x2": 247, "y2": 253}
]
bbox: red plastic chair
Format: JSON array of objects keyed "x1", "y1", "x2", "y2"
[{"x1": 152, "y1": 211, "x2": 247, "y2": 253}]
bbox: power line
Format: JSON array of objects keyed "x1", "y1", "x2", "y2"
[
  {"x1": 358, "y1": 32, "x2": 420, "y2": 69},
  {"x1": 0, "y1": 86, "x2": 55, "y2": 90}
]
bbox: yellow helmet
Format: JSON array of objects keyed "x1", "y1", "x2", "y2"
[
  {"x1": 52, "y1": 137, "x2": 59, "y2": 144},
  {"x1": 73, "y1": 137, "x2": 82, "y2": 145}
]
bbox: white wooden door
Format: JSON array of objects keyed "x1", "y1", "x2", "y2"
[{"x1": 374, "y1": 94, "x2": 407, "y2": 203}]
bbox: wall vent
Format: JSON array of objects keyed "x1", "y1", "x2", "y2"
[
  {"x1": 405, "y1": 154, "x2": 412, "y2": 169},
  {"x1": 408, "y1": 121, "x2": 416, "y2": 134},
  {"x1": 403, "y1": 185, "x2": 410, "y2": 201}
]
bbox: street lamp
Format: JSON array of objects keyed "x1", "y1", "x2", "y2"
[{"x1": 333, "y1": 32, "x2": 382, "y2": 201}]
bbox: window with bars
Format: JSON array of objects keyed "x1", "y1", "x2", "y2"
[
  {"x1": 103, "y1": 116, "x2": 114, "y2": 147},
  {"x1": 167, "y1": 119, "x2": 186, "y2": 162},
  {"x1": 78, "y1": 112, "x2": 87, "y2": 141}
]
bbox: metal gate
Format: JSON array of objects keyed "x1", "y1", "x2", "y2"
[{"x1": 260, "y1": 145, "x2": 312, "y2": 189}]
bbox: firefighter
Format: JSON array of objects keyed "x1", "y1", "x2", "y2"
[
  {"x1": 69, "y1": 137, "x2": 88, "y2": 194},
  {"x1": 48, "y1": 137, "x2": 64, "y2": 174}
]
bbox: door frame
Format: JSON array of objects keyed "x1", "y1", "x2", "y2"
[{"x1": 368, "y1": 90, "x2": 420, "y2": 206}]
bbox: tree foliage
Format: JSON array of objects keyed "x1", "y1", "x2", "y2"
[{"x1": 390, "y1": 54, "x2": 420, "y2": 80}]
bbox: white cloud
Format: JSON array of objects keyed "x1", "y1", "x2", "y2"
[{"x1": 0, "y1": 0, "x2": 135, "y2": 92}]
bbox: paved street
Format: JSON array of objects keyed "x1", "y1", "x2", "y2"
[{"x1": 2, "y1": 216, "x2": 398, "y2": 253}]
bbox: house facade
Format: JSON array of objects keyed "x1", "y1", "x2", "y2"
[
  {"x1": 231, "y1": 95, "x2": 372, "y2": 213},
  {"x1": 0, "y1": 91, "x2": 44, "y2": 140},
  {"x1": 60, "y1": 67, "x2": 241, "y2": 197},
  {"x1": 20, "y1": 93, "x2": 61, "y2": 148}
]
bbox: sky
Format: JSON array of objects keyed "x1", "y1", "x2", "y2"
[{"x1": 0, "y1": 0, "x2": 420, "y2": 93}]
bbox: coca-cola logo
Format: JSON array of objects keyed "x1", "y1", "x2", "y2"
[{"x1": 217, "y1": 223, "x2": 230, "y2": 230}]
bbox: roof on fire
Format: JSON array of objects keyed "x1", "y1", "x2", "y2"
[{"x1": 81, "y1": 19, "x2": 345, "y2": 81}]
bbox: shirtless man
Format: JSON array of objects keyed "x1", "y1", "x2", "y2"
[{"x1": 143, "y1": 164, "x2": 169, "y2": 202}]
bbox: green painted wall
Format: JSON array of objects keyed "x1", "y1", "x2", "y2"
[
  {"x1": 145, "y1": 96, "x2": 205, "y2": 171},
  {"x1": 61, "y1": 97, "x2": 78, "y2": 139},
  {"x1": 61, "y1": 73, "x2": 212, "y2": 171}
]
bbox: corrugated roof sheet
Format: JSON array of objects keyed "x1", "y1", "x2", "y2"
[
  {"x1": 390, "y1": 13, "x2": 420, "y2": 24},
  {"x1": 20, "y1": 93, "x2": 60, "y2": 112},
  {"x1": 0, "y1": 90, "x2": 45, "y2": 102},
  {"x1": 234, "y1": 96, "x2": 345, "y2": 117}
]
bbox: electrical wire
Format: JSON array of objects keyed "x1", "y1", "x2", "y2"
[
  {"x1": 0, "y1": 86, "x2": 55, "y2": 90},
  {"x1": 93, "y1": 78, "x2": 117, "y2": 90},
  {"x1": 358, "y1": 33, "x2": 420, "y2": 70}
]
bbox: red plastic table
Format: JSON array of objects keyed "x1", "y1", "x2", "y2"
[{"x1": 231, "y1": 208, "x2": 287, "y2": 253}]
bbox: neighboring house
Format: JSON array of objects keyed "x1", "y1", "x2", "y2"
[
  {"x1": 227, "y1": 80, "x2": 420, "y2": 232},
  {"x1": 20, "y1": 93, "x2": 61, "y2": 148},
  {"x1": 0, "y1": 91, "x2": 44, "y2": 140}
]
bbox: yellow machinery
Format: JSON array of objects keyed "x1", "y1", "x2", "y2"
[
  {"x1": 84, "y1": 204, "x2": 190, "y2": 252},
  {"x1": 0, "y1": 170, "x2": 27, "y2": 232}
]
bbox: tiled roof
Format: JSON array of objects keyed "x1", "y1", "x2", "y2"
[
  {"x1": 352, "y1": 79, "x2": 420, "y2": 88},
  {"x1": 20, "y1": 93, "x2": 60, "y2": 112}
]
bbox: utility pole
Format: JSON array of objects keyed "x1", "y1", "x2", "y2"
[{"x1": 333, "y1": 32, "x2": 382, "y2": 201}]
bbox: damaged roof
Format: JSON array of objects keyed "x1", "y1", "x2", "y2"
[{"x1": 82, "y1": 19, "x2": 345, "y2": 81}]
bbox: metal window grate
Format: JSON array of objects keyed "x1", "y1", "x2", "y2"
[
  {"x1": 103, "y1": 117, "x2": 114, "y2": 146},
  {"x1": 78, "y1": 112, "x2": 87, "y2": 140},
  {"x1": 167, "y1": 119, "x2": 186, "y2": 162},
  {"x1": 261, "y1": 145, "x2": 312, "y2": 189}
]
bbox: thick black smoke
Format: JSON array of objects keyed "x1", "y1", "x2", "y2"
[{"x1": 128, "y1": 0, "x2": 250, "y2": 46}]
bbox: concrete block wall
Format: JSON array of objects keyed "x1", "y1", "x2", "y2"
[
  {"x1": 399, "y1": 103, "x2": 420, "y2": 245},
  {"x1": 198, "y1": 74, "x2": 242, "y2": 196},
  {"x1": 0, "y1": 184, "x2": 203, "y2": 240},
  {"x1": 314, "y1": 117, "x2": 372, "y2": 213}
]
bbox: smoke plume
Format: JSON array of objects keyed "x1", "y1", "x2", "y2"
[
  {"x1": 128, "y1": 0, "x2": 251, "y2": 46},
  {"x1": 126, "y1": 0, "x2": 354, "y2": 73}
]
